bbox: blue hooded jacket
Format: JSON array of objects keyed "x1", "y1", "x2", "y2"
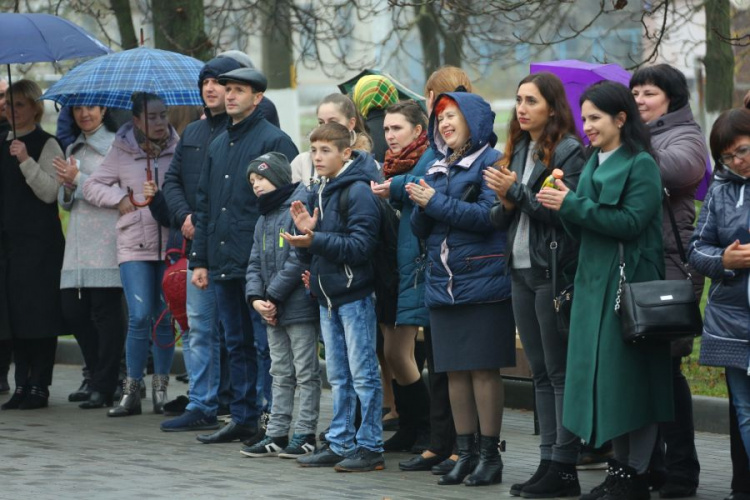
[
  {"x1": 689, "y1": 166, "x2": 750, "y2": 370},
  {"x1": 411, "y1": 92, "x2": 511, "y2": 308},
  {"x1": 299, "y1": 150, "x2": 382, "y2": 312}
]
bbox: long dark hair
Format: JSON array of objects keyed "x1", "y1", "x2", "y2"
[
  {"x1": 630, "y1": 64, "x2": 689, "y2": 114},
  {"x1": 709, "y1": 108, "x2": 750, "y2": 167},
  {"x1": 499, "y1": 72, "x2": 578, "y2": 169},
  {"x1": 580, "y1": 81, "x2": 652, "y2": 156}
]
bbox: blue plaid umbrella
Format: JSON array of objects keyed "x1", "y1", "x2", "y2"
[{"x1": 41, "y1": 47, "x2": 205, "y2": 109}]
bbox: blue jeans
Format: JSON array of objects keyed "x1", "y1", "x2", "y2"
[
  {"x1": 185, "y1": 267, "x2": 221, "y2": 416},
  {"x1": 120, "y1": 261, "x2": 174, "y2": 379},
  {"x1": 252, "y1": 310, "x2": 272, "y2": 414},
  {"x1": 320, "y1": 295, "x2": 383, "y2": 456},
  {"x1": 726, "y1": 367, "x2": 750, "y2": 465},
  {"x1": 214, "y1": 278, "x2": 257, "y2": 426}
]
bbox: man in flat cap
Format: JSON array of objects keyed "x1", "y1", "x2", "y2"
[{"x1": 190, "y1": 67, "x2": 298, "y2": 444}]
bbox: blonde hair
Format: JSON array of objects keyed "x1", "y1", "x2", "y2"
[{"x1": 10, "y1": 79, "x2": 44, "y2": 123}]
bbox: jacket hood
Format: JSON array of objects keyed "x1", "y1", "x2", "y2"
[
  {"x1": 714, "y1": 163, "x2": 750, "y2": 185},
  {"x1": 323, "y1": 150, "x2": 380, "y2": 192},
  {"x1": 648, "y1": 104, "x2": 701, "y2": 137},
  {"x1": 112, "y1": 121, "x2": 179, "y2": 159},
  {"x1": 428, "y1": 92, "x2": 497, "y2": 158},
  {"x1": 69, "y1": 125, "x2": 116, "y2": 157}
]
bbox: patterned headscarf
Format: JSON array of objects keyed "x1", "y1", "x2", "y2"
[{"x1": 352, "y1": 75, "x2": 399, "y2": 118}]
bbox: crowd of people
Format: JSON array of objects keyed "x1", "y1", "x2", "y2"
[{"x1": 1, "y1": 50, "x2": 750, "y2": 500}]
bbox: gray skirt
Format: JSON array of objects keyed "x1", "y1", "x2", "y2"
[{"x1": 430, "y1": 299, "x2": 516, "y2": 372}]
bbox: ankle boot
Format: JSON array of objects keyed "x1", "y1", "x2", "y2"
[
  {"x1": 19, "y1": 386, "x2": 49, "y2": 410},
  {"x1": 438, "y1": 434, "x2": 478, "y2": 485},
  {"x1": 581, "y1": 460, "x2": 624, "y2": 500},
  {"x1": 510, "y1": 459, "x2": 551, "y2": 497},
  {"x1": 79, "y1": 390, "x2": 114, "y2": 409},
  {"x1": 1, "y1": 385, "x2": 28, "y2": 410},
  {"x1": 152, "y1": 374, "x2": 169, "y2": 414},
  {"x1": 602, "y1": 463, "x2": 650, "y2": 500},
  {"x1": 108, "y1": 377, "x2": 142, "y2": 417},
  {"x1": 464, "y1": 434, "x2": 503, "y2": 486},
  {"x1": 520, "y1": 460, "x2": 580, "y2": 498}
]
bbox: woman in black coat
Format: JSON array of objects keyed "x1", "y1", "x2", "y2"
[{"x1": 0, "y1": 79, "x2": 65, "y2": 410}]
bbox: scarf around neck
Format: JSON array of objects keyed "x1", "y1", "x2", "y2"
[
  {"x1": 134, "y1": 125, "x2": 170, "y2": 158},
  {"x1": 258, "y1": 182, "x2": 299, "y2": 216},
  {"x1": 383, "y1": 130, "x2": 428, "y2": 179}
]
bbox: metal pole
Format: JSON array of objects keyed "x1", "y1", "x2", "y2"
[{"x1": 6, "y1": 64, "x2": 15, "y2": 138}]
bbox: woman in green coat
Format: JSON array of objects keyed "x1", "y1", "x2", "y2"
[{"x1": 538, "y1": 81, "x2": 673, "y2": 500}]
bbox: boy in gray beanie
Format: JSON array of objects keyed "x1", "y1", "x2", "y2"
[{"x1": 242, "y1": 152, "x2": 322, "y2": 459}]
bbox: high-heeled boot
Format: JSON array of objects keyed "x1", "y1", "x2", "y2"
[
  {"x1": 152, "y1": 374, "x2": 169, "y2": 414},
  {"x1": 438, "y1": 434, "x2": 478, "y2": 485},
  {"x1": 464, "y1": 434, "x2": 503, "y2": 486},
  {"x1": 108, "y1": 377, "x2": 142, "y2": 417}
]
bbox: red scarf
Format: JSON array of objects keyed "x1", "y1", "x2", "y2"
[{"x1": 383, "y1": 131, "x2": 428, "y2": 179}]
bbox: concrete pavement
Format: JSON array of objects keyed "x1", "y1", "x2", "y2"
[{"x1": 0, "y1": 364, "x2": 733, "y2": 499}]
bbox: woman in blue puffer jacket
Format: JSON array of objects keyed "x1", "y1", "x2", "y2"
[
  {"x1": 689, "y1": 107, "x2": 750, "y2": 500},
  {"x1": 409, "y1": 91, "x2": 515, "y2": 487}
]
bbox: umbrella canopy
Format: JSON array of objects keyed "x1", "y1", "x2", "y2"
[
  {"x1": 0, "y1": 13, "x2": 111, "y2": 64},
  {"x1": 530, "y1": 59, "x2": 631, "y2": 146},
  {"x1": 338, "y1": 69, "x2": 426, "y2": 112},
  {"x1": 41, "y1": 47, "x2": 205, "y2": 109}
]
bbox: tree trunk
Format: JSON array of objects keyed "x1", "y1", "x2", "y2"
[
  {"x1": 442, "y1": 7, "x2": 466, "y2": 69},
  {"x1": 415, "y1": 4, "x2": 442, "y2": 82},
  {"x1": 704, "y1": 0, "x2": 734, "y2": 112},
  {"x1": 152, "y1": 0, "x2": 212, "y2": 60},
  {"x1": 261, "y1": 0, "x2": 294, "y2": 89},
  {"x1": 109, "y1": 0, "x2": 138, "y2": 50}
]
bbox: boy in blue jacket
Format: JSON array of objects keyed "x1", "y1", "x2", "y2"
[
  {"x1": 242, "y1": 152, "x2": 322, "y2": 459},
  {"x1": 282, "y1": 122, "x2": 384, "y2": 472}
]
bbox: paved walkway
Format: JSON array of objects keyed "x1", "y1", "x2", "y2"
[{"x1": 0, "y1": 364, "x2": 732, "y2": 499}]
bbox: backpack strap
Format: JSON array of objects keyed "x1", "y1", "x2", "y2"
[{"x1": 338, "y1": 184, "x2": 352, "y2": 224}]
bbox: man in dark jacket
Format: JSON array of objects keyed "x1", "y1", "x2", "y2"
[
  {"x1": 190, "y1": 67, "x2": 298, "y2": 444},
  {"x1": 159, "y1": 56, "x2": 242, "y2": 432}
]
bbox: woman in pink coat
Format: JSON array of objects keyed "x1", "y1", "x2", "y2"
[{"x1": 84, "y1": 92, "x2": 178, "y2": 418}]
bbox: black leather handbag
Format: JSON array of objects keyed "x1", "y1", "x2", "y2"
[
  {"x1": 614, "y1": 190, "x2": 703, "y2": 344},
  {"x1": 551, "y1": 231, "x2": 573, "y2": 342}
]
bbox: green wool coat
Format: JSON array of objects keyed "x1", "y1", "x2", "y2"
[{"x1": 558, "y1": 147, "x2": 674, "y2": 447}]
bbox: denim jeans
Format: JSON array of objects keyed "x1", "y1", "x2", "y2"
[
  {"x1": 727, "y1": 367, "x2": 750, "y2": 465},
  {"x1": 320, "y1": 295, "x2": 383, "y2": 456},
  {"x1": 120, "y1": 261, "x2": 174, "y2": 379},
  {"x1": 214, "y1": 278, "x2": 257, "y2": 426},
  {"x1": 265, "y1": 321, "x2": 321, "y2": 437},
  {"x1": 512, "y1": 268, "x2": 579, "y2": 464},
  {"x1": 185, "y1": 267, "x2": 221, "y2": 416},
  {"x1": 251, "y1": 310, "x2": 272, "y2": 414}
]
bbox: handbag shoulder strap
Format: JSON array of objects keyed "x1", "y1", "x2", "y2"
[{"x1": 663, "y1": 188, "x2": 691, "y2": 274}]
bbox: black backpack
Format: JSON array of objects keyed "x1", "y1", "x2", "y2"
[{"x1": 338, "y1": 183, "x2": 400, "y2": 296}]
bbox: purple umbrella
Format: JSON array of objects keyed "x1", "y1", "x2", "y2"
[
  {"x1": 530, "y1": 59, "x2": 631, "y2": 145},
  {"x1": 530, "y1": 59, "x2": 711, "y2": 200}
]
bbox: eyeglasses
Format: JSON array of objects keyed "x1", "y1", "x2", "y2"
[{"x1": 721, "y1": 144, "x2": 750, "y2": 166}]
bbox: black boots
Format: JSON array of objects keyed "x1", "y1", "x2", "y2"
[
  {"x1": 511, "y1": 459, "x2": 551, "y2": 496},
  {"x1": 1, "y1": 385, "x2": 28, "y2": 410},
  {"x1": 581, "y1": 460, "x2": 649, "y2": 500},
  {"x1": 438, "y1": 434, "x2": 478, "y2": 485},
  {"x1": 68, "y1": 379, "x2": 91, "y2": 402},
  {"x1": 464, "y1": 435, "x2": 504, "y2": 486},
  {"x1": 19, "y1": 386, "x2": 49, "y2": 410},
  {"x1": 383, "y1": 379, "x2": 431, "y2": 453},
  {"x1": 108, "y1": 377, "x2": 142, "y2": 417},
  {"x1": 152, "y1": 374, "x2": 169, "y2": 414},
  {"x1": 80, "y1": 390, "x2": 114, "y2": 409},
  {"x1": 519, "y1": 460, "x2": 581, "y2": 498}
]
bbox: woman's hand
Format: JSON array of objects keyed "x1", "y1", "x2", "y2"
[
  {"x1": 143, "y1": 180, "x2": 158, "y2": 198},
  {"x1": 118, "y1": 195, "x2": 136, "y2": 215},
  {"x1": 289, "y1": 200, "x2": 318, "y2": 233},
  {"x1": 370, "y1": 179, "x2": 392, "y2": 199},
  {"x1": 536, "y1": 179, "x2": 570, "y2": 211},
  {"x1": 53, "y1": 155, "x2": 79, "y2": 184},
  {"x1": 281, "y1": 228, "x2": 315, "y2": 248},
  {"x1": 484, "y1": 165, "x2": 516, "y2": 198},
  {"x1": 722, "y1": 240, "x2": 750, "y2": 269},
  {"x1": 9, "y1": 140, "x2": 29, "y2": 163},
  {"x1": 406, "y1": 179, "x2": 435, "y2": 208}
]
